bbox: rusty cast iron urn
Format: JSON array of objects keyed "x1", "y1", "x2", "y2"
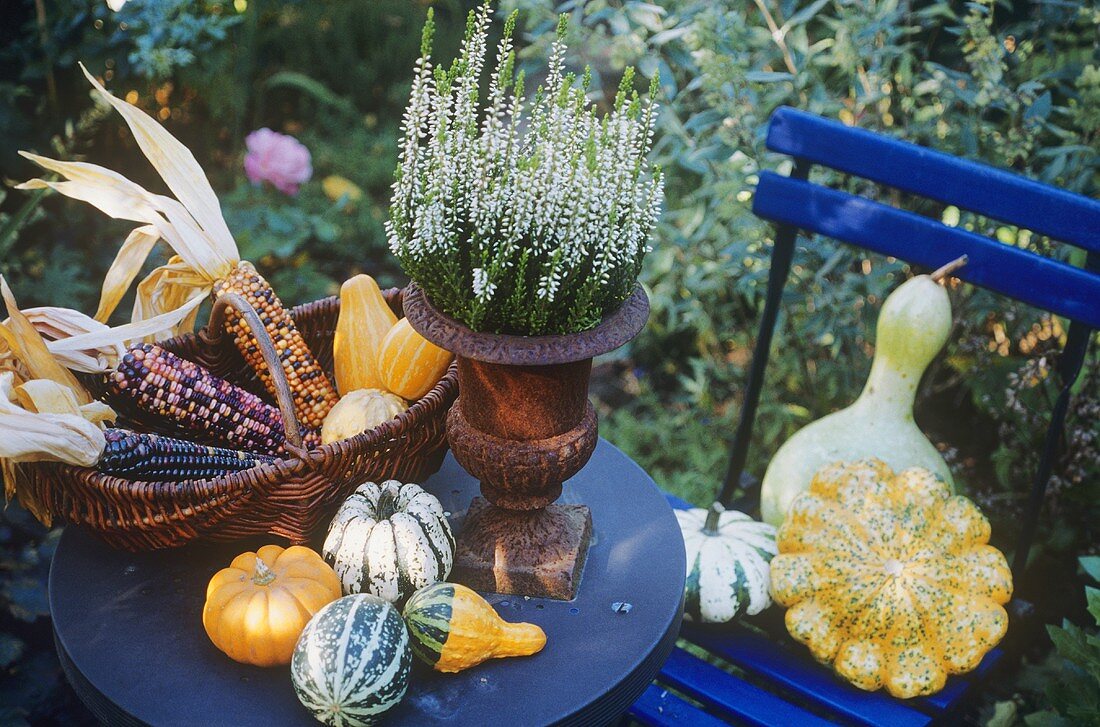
[{"x1": 403, "y1": 283, "x2": 649, "y2": 599}]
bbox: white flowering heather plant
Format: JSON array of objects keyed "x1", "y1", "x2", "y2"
[{"x1": 387, "y1": 4, "x2": 664, "y2": 336}]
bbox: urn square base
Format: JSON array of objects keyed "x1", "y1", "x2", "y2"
[{"x1": 453, "y1": 497, "x2": 592, "y2": 600}]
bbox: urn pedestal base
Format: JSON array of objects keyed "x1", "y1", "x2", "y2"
[
  {"x1": 454, "y1": 497, "x2": 592, "y2": 600},
  {"x1": 447, "y1": 401, "x2": 598, "y2": 600}
]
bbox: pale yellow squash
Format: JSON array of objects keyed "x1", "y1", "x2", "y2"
[{"x1": 321, "y1": 388, "x2": 408, "y2": 444}]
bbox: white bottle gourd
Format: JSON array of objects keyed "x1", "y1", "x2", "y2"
[{"x1": 759, "y1": 260, "x2": 965, "y2": 526}]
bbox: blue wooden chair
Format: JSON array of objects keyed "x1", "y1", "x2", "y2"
[{"x1": 627, "y1": 106, "x2": 1100, "y2": 726}]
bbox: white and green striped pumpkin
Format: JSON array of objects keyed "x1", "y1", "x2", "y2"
[
  {"x1": 677, "y1": 503, "x2": 778, "y2": 623},
  {"x1": 323, "y1": 480, "x2": 455, "y2": 603},
  {"x1": 291, "y1": 594, "x2": 412, "y2": 727}
]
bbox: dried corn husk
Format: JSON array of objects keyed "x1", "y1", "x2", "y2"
[
  {"x1": 15, "y1": 379, "x2": 115, "y2": 425},
  {"x1": 93, "y1": 225, "x2": 159, "y2": 322},
  {"x1": 0, "y1": 371, "x2": 110, "y2": 524},
  {"x1": 0, "y1": 278, "x2": 90, "y2": 403},
  {"x1": 40, "y1": 302, "x2": 200, "y2": 372},
  {"x1": 17, "y1": 63, "x2": 239, "y2": 338},
  {"x1": 0, "y1": 280, "x2": 127, "y2": 521},
  {"x1": 0, "y1": 373, "x2": 106, "y2": 466},
  {"x1": 2, "y1": 296, "x2": 197, "y2": 374}
]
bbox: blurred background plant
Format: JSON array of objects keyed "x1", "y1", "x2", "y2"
[{"x1": 0, "y1": 0, "x2": 1096, "y2": 723}]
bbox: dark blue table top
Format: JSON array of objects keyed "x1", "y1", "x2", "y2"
[{"x1": 49, "y1": 438, "x2": 685, "y2": 727}]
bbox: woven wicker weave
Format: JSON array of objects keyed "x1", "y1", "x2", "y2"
[{"x1": 22, "y1": 288, "x2": 457, "y2": 551}]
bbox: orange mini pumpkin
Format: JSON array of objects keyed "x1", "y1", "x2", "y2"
[
  {"x1": 377, "y1": 318, "x2": 453, "y2": 400},
  {"x1": 203, "y1": 544, "x2": 341, "y2": 667}
]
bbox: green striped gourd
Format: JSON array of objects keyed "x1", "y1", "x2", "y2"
[
  {"x1": 291, "y1": 594, "x2": 411, "y2": 726},
  {"x1": 676, "y1": 503, "x2": 778, "y2": 623},
  {"x1": 323, "y1": 480, "x2": 454, "y2": 603},
  {"x1": 403, "y1": 582, "x2": 546, "y2": 673}
]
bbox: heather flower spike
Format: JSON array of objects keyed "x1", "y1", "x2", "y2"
[{"x1": 387, "y1": 3, "x2": 664, "y2": 335}]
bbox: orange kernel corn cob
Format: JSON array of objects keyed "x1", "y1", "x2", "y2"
[{"x1": 212, "y1": 261, "x2": 338, "y2": 432}]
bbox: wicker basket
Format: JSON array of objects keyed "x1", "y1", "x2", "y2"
[{"x1": 22, "y1": 287, "x2": 458, "y2": 551}]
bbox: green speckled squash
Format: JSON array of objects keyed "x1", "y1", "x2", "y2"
[
  {"x1": 769, "y1": 458, "x2": 1012, "y2": 699},
  {"x1": 291, "y1": 594, "x2": 412, "y2": 726},
  {"x1": 676, "y1": 504, "x2": 777, "y2": 623}
]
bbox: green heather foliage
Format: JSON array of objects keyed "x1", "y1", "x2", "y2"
[{"x1": 388, "y1": 5, "x2": 663, "y2": 335}]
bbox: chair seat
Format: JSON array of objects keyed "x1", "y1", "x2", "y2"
[{"x1": 626, "y1": 493, "x2": 1004, "y2": 726}]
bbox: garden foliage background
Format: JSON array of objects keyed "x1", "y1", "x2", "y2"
[{"x1": 0, "y1": 0, "x2": 1097, "y2": 723}]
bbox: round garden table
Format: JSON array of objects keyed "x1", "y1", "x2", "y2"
[{"x1": 50, "y1": 438, "x2": 685, "y2": 726}]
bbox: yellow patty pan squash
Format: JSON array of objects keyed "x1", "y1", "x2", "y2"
[
  {"x1": 203, "y1": 545, "x2": 342, "y2": 667},
  {"x1": 769, "y1": 458, "x2": 1012, "y2": 699}
]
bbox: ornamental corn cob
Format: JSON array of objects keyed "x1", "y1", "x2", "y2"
[
  {"x1": 99, "y1": 428, "x2": 275, "y2": 481},
  {"x1": 107, "y1": 343, "x2": 287, "y2": 455},
  {"x1": 212, "y1": 262, "x2": 338, "y2": 432}
]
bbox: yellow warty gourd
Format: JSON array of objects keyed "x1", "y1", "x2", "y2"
[
  {"x1": 377, "y1": 318, "x2": 453, "y2": 401},
  {"x1": 769, "y1": 458, "x2": 1012, "y2": 699},
  {"x1": 403, "y1": 582, "x2": 546, "y2": 673},
  {"x1": 333, "y1": 274, "x2": 398, "y2": 395}
]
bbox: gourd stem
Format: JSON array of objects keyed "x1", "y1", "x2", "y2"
[
  {"x1": 930, "y1": 255, "x2": 968, "y2": 283},
  {"x1": 377, "y1": 489, "x2": 398, "y2": 521},
  {"x1": 703, "y1": 502, "x2": 724, "y2": 536},
  {"x1": 252, "y1": 558, "x2": 277, "y2": 586}
]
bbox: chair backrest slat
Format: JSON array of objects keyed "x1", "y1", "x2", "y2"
[
  {"x1": 766, "y1": 107, "x2": 1100, "y2": 254},
  {"x1": 753, "y1": 171, "x2": 1100, "y2": 327}
]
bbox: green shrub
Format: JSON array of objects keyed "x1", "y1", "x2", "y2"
[
  {"x1": 506, "y1": 0, "x2": 1099, "y2": 547},
  {"x1": 1027, "y1": 557, "x2": 1100, "y2": 726}
]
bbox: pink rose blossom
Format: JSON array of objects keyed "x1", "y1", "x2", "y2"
[{"x1": 243, "y1": 128, "x2": 312, "y2": 195}]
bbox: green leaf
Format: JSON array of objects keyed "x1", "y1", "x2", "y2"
[
  {"x1": 263, "y1": 71, "x2": 359, "y2": 118},
  {"x1": 745, "y1": 71, "x2": 795, "y2": 83},
  {"x1": 1048, "y1": 621, "x2": 1088, "y2": 660},
  {"x1": 783, "y1": 0, "x2": 832, "y2": 29},
  {"x1": 987, "y1": 699, "x2": 1018, "y2": 727},
  {"x1": 1024, "y1": 709, "x2": 1071, "y2": 727},
  {"x1": 1080, "y1": 556, "x2": 1100, "y2": 583},
  {"x1": 1024, "y1": 91, "x2": 1053, "y2": 123},
  {"x1": 1087, "y1": 586, "x2": 1100, "y2": 626}
]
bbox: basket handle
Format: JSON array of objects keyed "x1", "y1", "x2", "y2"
[{"x1": 203, "y1": 293, "x2": 306, "y2": 454}]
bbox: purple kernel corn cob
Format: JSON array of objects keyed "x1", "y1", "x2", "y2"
[
  {"x1": 107, "y1": 343, "x2": 287, "y2": 455},
  {"x1": 98, "y1": 428, "x2": 276, "y2": 481}
]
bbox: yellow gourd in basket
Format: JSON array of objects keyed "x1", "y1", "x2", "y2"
[
  {"x1": 377, "y1": 318, "x2": 453, "y2": 401},
  {"x1": 333, "y1": 274, "x2": 398, "y2": 395}
]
